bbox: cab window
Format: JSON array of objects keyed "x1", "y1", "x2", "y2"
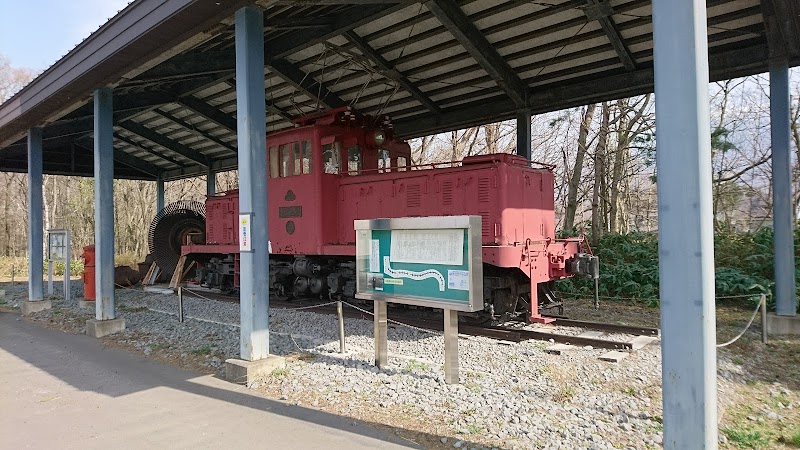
[
  {"x1": 301, "y1": 140, "x2": 312, "y2": 174},
  {"x1": 397, "y1": 156, "x2": 408, "y2": 172},
  {"x1": 277, "y1": 140, "x2": 312, "y2": 177},
  {"x1": 378, "y1": 149, "x2": 391, "y2": 173},
  {"x1": 269, "y1": 147, "x2": 279, "y2": 178},
  {"x1": 347, "y1": 146, "x2": 362, "y2": 175},
  {"x1": 279, "y1": 144, "x2": 292, "y2": 177},
  {"x1": 322, "y1": 142, "x2": 341, "y2": 174}
]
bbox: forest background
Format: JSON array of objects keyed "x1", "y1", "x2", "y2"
[{"x1": 1, "y1": 54, "x2": 798, "y2": 308}]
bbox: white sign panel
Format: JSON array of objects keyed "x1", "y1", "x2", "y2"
[
  {"x1": 448, "y1": 270, "x2": 470, "y2": 291},
  {"x1": 239, "y1": 214, "x2": 253, "y2": 252},
  {"x1": 370, "y1": 239, "x2": 381, "y2": 273},
  {"x1": 389, "y1": 229, "x2": 463, "y2": 266}
]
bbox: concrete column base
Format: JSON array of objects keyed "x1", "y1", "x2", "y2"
[
  {"x1": 225, "y1": 356, "x2": 286, "y2": 385},
  {"x1": 21, "y1": 299, "x2": 52, "y2": 315},
  {"x1": 86, "y1": 318, "x2": 126, "y2": 338},
  {"x1": 767, "y1": 313, "x2": 800, "y2": 335},
  {"x1": 78, "y1": 300, "x2": 95, "y2": 309}
]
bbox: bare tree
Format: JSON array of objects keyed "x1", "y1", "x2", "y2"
[{"x1": 563, "y1": 104, "x2": 596, "y2": 231}]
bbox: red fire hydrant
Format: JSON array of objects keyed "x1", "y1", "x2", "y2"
[{"x1": 82, "y1": 245, "x2": 96, "y2": 301}]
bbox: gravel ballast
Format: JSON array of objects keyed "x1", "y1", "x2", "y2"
[{"x1": 6, "y1": 284, "x2": 758, "y2": 450}]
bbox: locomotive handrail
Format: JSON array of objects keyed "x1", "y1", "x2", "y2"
[{"x1": 331, "y1": 157, "x2": 554, "y2": 176}]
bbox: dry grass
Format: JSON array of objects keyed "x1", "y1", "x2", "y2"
[{"x1": 564, "y1": 297, "x2": 800, "y2": 449}]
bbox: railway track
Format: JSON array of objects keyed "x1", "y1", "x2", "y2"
[{"x1": 178, "y1": 287, "x2": 660, "y2": 351}]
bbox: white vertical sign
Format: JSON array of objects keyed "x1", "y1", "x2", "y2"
[{"x1": 239, "y1": 214, "x2": 253, "y2": 252}]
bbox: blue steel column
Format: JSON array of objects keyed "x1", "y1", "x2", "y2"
[
  {"x1": 652, "y1": 0, "x2": 717, "y2": 448},
  {"x1": 207, "y1": 169, "x2": 216, "y2": 196},
  {"x1": 156, "y1": 175, "x2": 165, "y2": 212},
  {"x1": 516, "y1": 110, "x2": 532, "y2": 160},
  {"x1": 770, "y1": 59, "x2": 797, "y2": 316},
  {"x1": 27, "y1": 128, "x2": 44, "y2": 302},
  {"x1": 235, "y1": 5, "x2": 269, "y2": 360},
  {"x1": 94, "y1": 88, "x2": 116, "y2": 320}
]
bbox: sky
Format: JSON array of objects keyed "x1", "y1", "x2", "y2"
[{"x1": 0, "y1": 0, "x2": 131, "y2": 71}]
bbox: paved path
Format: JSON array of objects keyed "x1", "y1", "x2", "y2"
[{"x1": 0, "y1": 312, "x2": 418, "y2": 449}]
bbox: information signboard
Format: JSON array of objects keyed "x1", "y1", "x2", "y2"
[
  {"x1": 354, "y1": 216, "x2": 483, "y2": 312},
  {"x1": 46, "y1": 229, "x2": 71, "y2": 302}
]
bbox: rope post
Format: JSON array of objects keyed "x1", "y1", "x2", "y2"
[
  {"x1": 178, "y1": 286, "x2": 184, "y2": 323},
  {"x1": 337, "y1": 300, "x2": 346, "y2": 354},
  {"x1": 761, "y1": 294, "x2": 768, "y2": 344},
  {"x1": 11, "y1": 264, "x2": 14, "y2": 286}
]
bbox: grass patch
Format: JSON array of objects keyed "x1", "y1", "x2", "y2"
[
  {"x1": 722, "y1": 427, "x2": 770, "y2": 449},
  {"x1": 271, "y1": 367, "x2": 290, "y2": 377},
  {"x1": 555, "y1": 387, "x2": 576, "y2": 403},
  {"x1": 290, "y1": 352, "x2": 316, "y2": 362},
  {"x1": 467, "y1": 424, "x2": 482, "y2": 434},
  {"x1": 464, "y1": 381, "x2": 482, "y2": 393},
  {"x1": 787, "y1": 430, "x2": 800, "y2": 446},
  {"x1": 403, "y1": 359, "x2": 431, "y2": 373},
  {"x1": 623, "y1": 386, "x2": 636, "y2": 396},
  {"x1": 190, "y1": 345, "x2": 213, "y2": 355}
]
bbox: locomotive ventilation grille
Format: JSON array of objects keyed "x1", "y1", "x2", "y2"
[
  {"x1": 148, "y1": 201, "x2": 206, "y2": 279},
  {"x1": 407, "y1": 184, "x2": 421, "y2": 208}
]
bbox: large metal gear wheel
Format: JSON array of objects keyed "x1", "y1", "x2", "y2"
[{"x1": 148, "y1": 201, "x2": 206, "y2": 279}]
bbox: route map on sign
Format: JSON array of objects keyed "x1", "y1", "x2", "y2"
[{"x1": 383, "y1": 256, "x2": 445, "y2": 291}]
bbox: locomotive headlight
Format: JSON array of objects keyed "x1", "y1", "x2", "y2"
[{"x1": 373, "y1": 131, "x2": 385, "y2": 145}]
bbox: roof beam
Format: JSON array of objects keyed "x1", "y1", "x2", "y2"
[
  {"x1": 176, "y1": 96, "x2": 238, "y2": 133},
  {"x1": 268, "y1": 58, "x2": 348, "y2": 109},
  {"x1": 113, "y1": 132, "x2": 188, "y2": 168},
  {"x1": 72, "y1": 137, "x2": 162, "y2": 178},
  {"x1": 154, "y1": 109, "x2": 237, "y2": 154},
  {"x1": 268, "y1": 3, "x2": 406, "y2": 59},
  {"x1": 583, "y1": 0, "x2": 637, "y2": 71},
  {"x1": 273, "y1": 0, "x2": 402, "y2": 4},
  {"x1": 762, "y1": 0, "x2": 800, "y2": 59},
  {"x1": 118, "y1": 120, "x2": 210, "y2": 167},
  {"x1": 112, "y1": 148, "x2": 162, "y2": 177},
  {"x1": 395, "y1": 44, "x2": 774, "y2": 138},
  {"x1": 424, "y1": 0, "x2": 528, "y2": 108},
  {"x1": 344, "y1": 30, "x2": 441, "y2": 114}
]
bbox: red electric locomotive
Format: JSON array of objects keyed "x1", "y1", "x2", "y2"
[{"x1": 167, "y1": 107, "x2": 597, "y2": 323}]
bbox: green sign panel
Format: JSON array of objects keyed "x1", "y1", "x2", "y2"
[{"x1": 355, "y1": 216, "x2": 483, "y2": 312}]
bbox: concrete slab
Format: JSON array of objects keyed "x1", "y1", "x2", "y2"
[
  {"x1": 630, "y1": 336, "x2": 659, "y2": 350},
  {"x1": 21, "y1": 299, "x2": 52, "y2": 315},
  {"x1": 78, "y1": 300, "x2": 95, "y2": 309},
  {"x1": 0, "y1": 289, "x2": 5, "y2": 298},
  {"x1": 0, "y1": 312, "x2": 418, "y2": 449},
  {"x1": 86, "y1": 318, "x2": 126, "y2": 338},
  {"x1": 226, "y1": 356, "x2": 287, "y2": 384},
  {"x1": 577, "y1": 330, "x2": 605, "y2": 339},
  {"x1": 767, "y1": 313, "x2": 800, "y2": 335},
  {"x1": 599, "y1": 351, "x2": 629, "y2": 363},
  {"x1": 143, "y1": 287, "x2": 174, "y2": 295}
]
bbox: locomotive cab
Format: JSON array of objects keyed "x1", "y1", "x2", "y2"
[{"x1": 266, "y1": 107, "x2": 411, "y2": 255}]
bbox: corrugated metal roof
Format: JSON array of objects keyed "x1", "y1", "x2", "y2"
[{"x1": 0, "y1": 0, "x2": 797, "y2": 181}]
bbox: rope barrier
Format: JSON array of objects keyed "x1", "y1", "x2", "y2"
[
  {"x1": 716, "y1": 294, "x2": 767, "y2": 348},
  {"x1": 342, "y1": 301, "x2": 444, "y2": 336},
  {"x1": 554, "y1": 290, "x2": 761, "y2": 302}
]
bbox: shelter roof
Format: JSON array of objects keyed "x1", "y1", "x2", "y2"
[{"x1": 0, "y1": 0, "x2": 797, "y2": 181}]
